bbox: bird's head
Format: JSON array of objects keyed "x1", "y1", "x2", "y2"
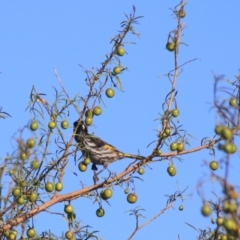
[{"x1": 73, "y1": 120, "x2": 88, "y2": 142}]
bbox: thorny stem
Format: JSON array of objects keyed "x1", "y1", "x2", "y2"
[
  {"x1": 128, "y1": 201, "x2": 174, "y2": 240},
  {"x1": 152, "y1": 0, "x2": 185, "y2": 155}
]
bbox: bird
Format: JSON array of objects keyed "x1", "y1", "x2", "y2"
[{"x1": 73, "y1": 120, "x2": 145, "y2": 169}]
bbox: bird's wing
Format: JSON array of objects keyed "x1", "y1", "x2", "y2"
[{"x1": 85, "y1": 134, "x2": 115, "y2": 148}]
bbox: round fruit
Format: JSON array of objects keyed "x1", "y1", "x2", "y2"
[
  {"x1": 78, "y1": 162, "x2": 87, "y2": 172},
  {"x1": 215, "y1": 125, "x2": 223, "y2": 135},
  {"x1": 228, "y1": 202, "x2": 237, "y2": 213},
  {"x1": 221, "y1": 127, "x2": 232, "y2": 140},
  {"x1": 85, "y1": 110, "x2": 94, "y2": 118},
  {"x1": 229, "y1": 97, "x2": 237, "y2": 107},
  {"x1": 65, "y1": 231, "x2": 74, "y2": 240},
  {"x1": 162, "y1": 132, "x2": 167, "y2": 138},
  {"x1": 223, "y1": 218, "x2": 237, "y2": 232},
  {"x1": 220, "y1": 234, "x2": 228, "y2": 240},
  {"x1": 116, "y1": 46, "x2": 125, "y2": 56},
  {"x1": 106, "y1": 88, "x2": 115, "y2": 98},
  {"x1": 55, "y1": 182, "x2": 63, "y2": 192},
  {"x1": 209, "y1": 161, "x2": 218, "y2": 170},
  {"x1": 100, "y1": 188, "x2": 113, "y2": 200},
  {"x1": 19, "y1": 152, "x2": 27, "y2": 161},
  {"x1": 228, "y1": 190, "x2": 238, "y2": 199},
  {"x1": 20, "y1": 180, "x2": 27, "y2": 187},
  {"x1": 93, "y1": 106, "x2": 102, "y2": 116},
  {"x1": 155, "y1": 149, "x2": 162, "y2": 155},
  {"x1": 12, "y1": 187, "x2": 21, "y2": 197},
  {"x1": 22, "y1": 194, "x2": 27, "y2": 200},
  {"x1": 177, "y1": 142, "x2": 184, "y2": 152},
  {"x1": 45, "y1": 182, "x2": 54, "y2": 192},
  {"x1": 31, "y1": 160, "x2": 39, "y2": 170},
  {"x1": 27, "y1": 228, "x2": 36, "y2": 238},
  {"x1": 17, "y1": 196, "x2": 25, "y2": 205},
  {"x1": 30, "y1": 121, "x2": 38, "y2": 131},
  {"x1": 83, "y1": 157, "x2": 91, "y2": 165},
  {"x1": 4, "y1": 230, "x2": 10, "y2": 237},
  {"x1": 164, "y1": 127, "x2": 171, "y2": 136},
  {"x1": 137, "y1": 168, "x2": 145, "y2": 175},
  {"x1": 222, "y1": 201, "x2": 230, "y2": 213},
  {"x1": 222, "y1": 142, "x2": 234, "y2": 154},
  {"x1": 48, "y1": 121, "x2": 56, "y2": 129},
  {"x1": 170, "y1": 142, "x2": 178, "y2": 151},
  {"x1": 201, "y1": 204, "x2": 211, "y2": 216},
  {"x1": 223, "y1": 142, "x2": 231, "y2": 153},
  {"x1": 61, "y1": 120, "x2": 69, "y2": 129},
  {"x1": 127, "y1": 193, "x2": 138, "y2": 204},
  {"x1": 124, "y1": 188, "x2": 129, "y2": 194},
  {"x1": 84, "y1": 117, "x2": 93, "y2": 126},
  {"x1": 171, "y1": 109, "x2": 179, "y2": 117},
  {"x1": 96, "y1": 208, "x2": 105, "y2": 217},
  {"x1": 223, "y1": 142, "x2": 237, "y2": 154},
  {"x1": 64, "y1": 205, "x2": 74, "y2": 214},
  {"x1": 9, "y1": 169, "x2": 16, "y2": 175},
  {"x1": 216, "y1": 217, "x2": 224, "y2": 226},
  {"x1": 29, "y1": 192, "x2": 38, "y2": 202},
  {"x1": 26, "y1": 138, "x2": 36, "y2": 148},
  {"x1": 166, "y1": 42, "x2": 176, "y2": 51},
  {"x1": 12, "y1": 230, "x2": 17, "y2": 236},
  {"x1": 9, "y1": 233, "x2": 17, "y2": 240},
  {"x1": 179, "y1": 205, "x2": 184, "y2": 211},
  {"x1": 113, "y1": 66, "x2": 121, "y2": 75},
  {"x1": 167, "y1": 165, "x2": 177, "y2": 176},
  {"x1": 179, "y1": 9, "x2": 186, "y2": 18}
]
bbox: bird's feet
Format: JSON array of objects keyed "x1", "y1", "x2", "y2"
[
  {"x1": 91, "y1": 164, "x2": 99, "y2": 184},
  {"x1": 92, "y1": 164, "x2": 110, "y2": 185}
]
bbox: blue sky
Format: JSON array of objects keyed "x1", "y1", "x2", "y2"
[{"x1": 0, "y1": 1, "x2": 240, "y2": 239}]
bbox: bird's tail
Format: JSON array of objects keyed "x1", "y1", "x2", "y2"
[{"x1": 120, "y1": 153, "x2": 145, "y2": 160}]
